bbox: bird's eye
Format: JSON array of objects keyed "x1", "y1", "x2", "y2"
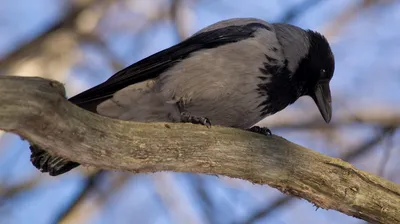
[{"x1": 320, "y1": 69, "x2": 328, "y2": 79}]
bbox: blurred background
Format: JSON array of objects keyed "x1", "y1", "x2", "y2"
[{"x1": 0, "y1": 0, "x2": 399, "y2": 223}]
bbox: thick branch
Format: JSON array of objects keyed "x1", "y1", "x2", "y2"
[
  {"x1": 0, "y1": 76, "x2": 399, "y2": 224},
  {"x1": 241, "y1": 127, "x2": 396, "y2": 224}
]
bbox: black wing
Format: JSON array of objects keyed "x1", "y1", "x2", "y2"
[{"x1": 69, "y1": 23, "x2": 269, "y2": 111}]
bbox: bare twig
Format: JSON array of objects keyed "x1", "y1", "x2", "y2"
[
  {"x1": 55, "y1": 171, "x2": 106, "y2": 223},
  {"x1": 152, "y1": 173, "x2": 202, "y2": 224},
  {"x1": 170, "y1": 0, "x2": 187, "y2": 40},
  {"x1": 0, "y1": 0, "x2": 94, "y2": 72},
  {"x1": 191, "y1": 175, "x2": 215, "y2": 224},
  {"x1": 378, "y1": 130, "x2": 396, "y2": 177},
  {"x1": 0, "y1": 177, "x2": 41, "y2": 203},
  {"x1": 277, "y1": 0, "x2": 324, "y2": 23},
  {"x1": 58, "y1": 172, "x2": 130, "y2": 224},
  {"x1": 241, "y1": 196, "x2": 295, "y2": 224},
  {"x1": 269, "y1": 109, "x2": 400, "y2": 131},
  {"x1": 323, "y1": 0, "x2": 394, "y2": 38}
]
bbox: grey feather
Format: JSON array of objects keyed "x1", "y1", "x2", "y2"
[
  {"x1": 193, "y1": 18, "x2": 270, "y2": 34},
  {"x1": 97, "y1": 18, "x2": 296, "y2": 128},
  {"x1": 272, "y1": 23, "x2": 310, "y2": 73}
]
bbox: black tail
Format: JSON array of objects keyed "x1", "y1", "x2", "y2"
[{"x1": 30, "y1": 145, "x2": 80, "y2": 176}]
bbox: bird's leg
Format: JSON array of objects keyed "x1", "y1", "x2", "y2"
[
  {"x1": 177, "y1": 100, "x2": 211, "y2": 128},
  {"x1": 180, "y1": 111, "x2": 212, "y2": 128},
  {"x1": 247, "y1": 126, "x2": 272, "y2": 136}
]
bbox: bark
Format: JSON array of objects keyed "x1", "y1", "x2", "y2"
[{"x1": 0, "y1": 76, "x2": 399, "y2": 224}]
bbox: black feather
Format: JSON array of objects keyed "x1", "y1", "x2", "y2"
[
  {"x1": 265, "y1": 55, "x2": 278, "y2": 63},
  {"x1": 257, "y1": 59, "x2": 297, "y2": 116},
  {"x1": 291, "y1": 30, "x2": 335, "y2": 95}
]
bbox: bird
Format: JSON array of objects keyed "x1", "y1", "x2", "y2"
[{"x1": 30, "y1": 18, "x2": 335, "y2": 176}]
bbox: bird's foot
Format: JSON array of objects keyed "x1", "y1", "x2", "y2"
[
  {"x1": 180, "y1": 112, "x2": 211, "y2": 128},
  {"x1": 30, "y1": 145, "x2": 80, "y2": 176},
  {"x1": 247, "y1": 126, "x2": 272, "y2": 136}
]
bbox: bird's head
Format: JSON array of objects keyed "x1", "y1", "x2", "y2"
[{"x1": 273, "y1": 24, "x2": 335, "y2": 123}]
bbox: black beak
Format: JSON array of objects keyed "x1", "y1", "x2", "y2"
[{"x1": 311, "y1": 82, "x2": 332, "y2": 123}]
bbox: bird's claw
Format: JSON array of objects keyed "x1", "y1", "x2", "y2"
[
  {"x1": 180, "y1": 112, "x2": 211, "y2": 128},
  {"x1": 247, "y1": 126, "x2": 272, "y2": 136}
]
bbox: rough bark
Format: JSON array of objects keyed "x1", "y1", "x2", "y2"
[{"x1": 0, "y1": 76, "x2": 399, "y2": 224}]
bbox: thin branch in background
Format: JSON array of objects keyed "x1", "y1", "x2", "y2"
[
  {"x1": 342, "y1": 126, "x2": 396, "y2": 161},
  {"x1": 152, "y1": 173, "x2": 203, "y2": 224},
  {"x1": 241, "y1": 196, "x2": 294, "y2": 224},
  {"x1": 81, "y1": 34, "x2": 124, "y2": 70},
  {"x1": 191, "y1": 175, "x2": 215, "y2": 224},
  {"x1": 56, "y1": 171, "x2": 130, "y2": 224},
  {"x1": 240, "y1": 126, "x2": 397, "y2": 224},
  {"x1": 277, "y1": 0, "x2": 324, "y2": 23},
  {"x1": 323, "y1": 0, "x2": 391, "y2": 38},
  {"x1": 0, "y1": 177, "x2": 41, "y2": 204},
  {"x1": 170, "y1": 0, "x2": 187, "y2": 41},
  {"x1": 270, "y1": 108, "x2": 400, "y2": 131},
  {"x1": 378, "y1": 129, "x2": 396, "y2": 177},
  {"x1": 151, "y1": 180, "x2": 175, "y2": 224},
  {"x1": 87, "y1": 173, "x2": 131, "y2": 222},
  {"x1": 75, "y1": 0, "x2": 124, "y2": 71},
  {"x1": 55, "y1": 170, "x2": 106, "y2": 223},
  {"x1": 102, "y1": 1, "x2": 179, "y2": 37},
  {"x1": 0, "y1": 0, "x2": 94, "y2": 71}
]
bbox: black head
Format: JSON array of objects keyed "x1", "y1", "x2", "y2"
[{"x1": 291, "y1": 30, "x2": 335, "y2": 123}]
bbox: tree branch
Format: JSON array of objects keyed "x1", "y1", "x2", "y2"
[
  {"x1": 0, "y1": 76, "x2": 399, "y2": 224},
  {"x1": 241, "y1": 126, "x2": 396, "y2": 224}
]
